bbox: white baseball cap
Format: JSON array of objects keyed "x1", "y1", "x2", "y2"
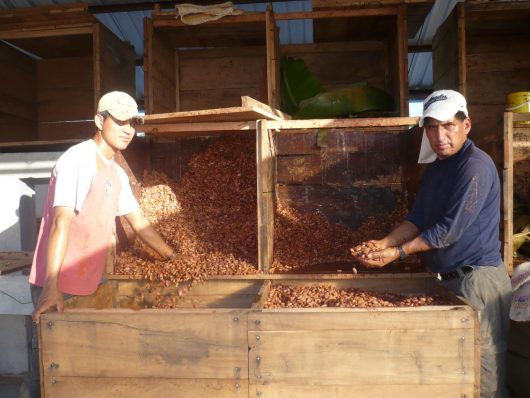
[
  {"x1": 418, "y1": 89, "x2": 469, "y2": 127},
  {"x1": 97, "y1": 91, "x2": 143, "y2": 123}
]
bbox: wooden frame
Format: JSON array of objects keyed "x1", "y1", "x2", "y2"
[{"x1": 503, "y1": 111, "x2": 530, "y2": 272}]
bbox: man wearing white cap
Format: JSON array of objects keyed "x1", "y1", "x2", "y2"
[
  {"x1": 351, "y1": 90, "x2": 512, "y2": 397},
  {"x1": 19, "y1": 91, "x2": 177, "y2": 398}
]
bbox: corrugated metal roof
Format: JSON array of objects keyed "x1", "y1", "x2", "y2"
[{"x1": 0, "y1": 0, "x2": 457, "y2": 101}]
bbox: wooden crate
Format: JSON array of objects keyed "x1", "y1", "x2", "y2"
[
  {"x1": 40, "y1": 274, "x2": 478, "y2": 398},
  {"x1": 0, "y1": 3, "x2": 136, "y2": 142},
  {"x1": 432, "y1": 1, "x2": 530, "y2": 168},
  {"x1": 144, "y1": 2, "x2": 434, "y2": 117}
]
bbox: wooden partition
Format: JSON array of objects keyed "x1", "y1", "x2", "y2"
[
  {"x1": 259, "y1": 117, "x2": 420, "y2": 272},
  {"x1": 0, "y1": 4, "x2": 135, "y2": 142}
]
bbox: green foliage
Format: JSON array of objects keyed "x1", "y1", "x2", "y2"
[
  {"x1": 294, "y1": 82, "x2": 395, "y2": 119},
  {"x1": 280, "y1": 56, "x2": 394, "y2": 119},
  {"x1": 280, "y1": 56, "x2": 325, "y2": 115}
]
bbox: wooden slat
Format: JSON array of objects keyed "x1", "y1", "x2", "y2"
[
  {"x1": 43, "y1": 377, "x2": 246, "y2": 398},
  {"x1": 0, "y1": 251, "x2": 33, "y2": 275},
  {"x1": 40, "y1": 311, "x2": 249, "y2": 379}
]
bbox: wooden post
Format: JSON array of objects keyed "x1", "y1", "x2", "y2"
[
  {"x1": 503, "y1": 111, "x2": 513, "y2": 273},
  {"x1": 265, "y1": 6, "x2": 279, "y2": 109},
  {"x1": 256, "y1": 119, "x2": 275, "y2": 272},
  {"x1": 456, "y1": 3, "x2": 466, "y2": 96},
  {"x1": 397, "y1": 5, "x2": 408, "y2": 116}
]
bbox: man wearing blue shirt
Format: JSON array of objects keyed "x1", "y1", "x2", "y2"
[{"x1": 351, "y1": 90, "x2": 512, "y2": 398}]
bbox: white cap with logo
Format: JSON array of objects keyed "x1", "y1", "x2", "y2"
[
  {"x1": 97, "y1": 91, "x2": 143, "y2": 123},
  {"x1": 417, "y1": 89, "x2": 469, "y2": 163}
]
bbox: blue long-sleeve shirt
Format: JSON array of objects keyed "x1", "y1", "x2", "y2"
[{"x1": 407, "y1": 140, "x2": 502, "y2": 273}]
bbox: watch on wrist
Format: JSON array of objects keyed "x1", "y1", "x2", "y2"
[{"x1": 397, "y1": 245, "x2": 407, "y2": 260}]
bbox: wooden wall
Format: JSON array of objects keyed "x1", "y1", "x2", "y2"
[
  {"x1": 275, "y1": 128, "x2": 414, "y2": 229},
  {"x1": 37, "y1": 56, "x2": 94, "y2": 140},
  {"x1": 178, "y1": 46, "x2": 267, "y2": 111},
  {"x1": 0, "y1": 40, "x2": 37, "y2": 141}
]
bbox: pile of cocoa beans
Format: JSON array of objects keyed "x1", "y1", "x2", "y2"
[{"x1": 264, "y1": 284, "x2": 450, "y2": 308}]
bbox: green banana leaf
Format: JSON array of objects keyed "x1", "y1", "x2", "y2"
[
  {"x1": 280, "y1": 56, "x2": 325, "y2": 115},
  {"x1": 294, "y1": 82, "x2": 395, "y2": 119}
]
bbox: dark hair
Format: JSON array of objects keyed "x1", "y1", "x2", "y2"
[
  {"x1": 98, "y1": 110, "x2": 110, "y2": 119},
  {"x1": 454, "y1": 111, "x2": 468, "y2": 122}
]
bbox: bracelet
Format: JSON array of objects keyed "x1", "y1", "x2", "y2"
[{"x1": 397, "y1": 245, "x2": 407, "y2": 260}]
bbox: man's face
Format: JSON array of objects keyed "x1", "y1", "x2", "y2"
[
  {"x1": 424, "y1": 116, "x2": 471, "y2": 159},
  {"x1": 97, "y1": 113, "x2": 137, "y2": 151}
]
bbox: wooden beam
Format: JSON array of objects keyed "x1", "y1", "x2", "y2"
[
  {"x1": 274, "y1": 7, "x2": 399, "y2": 20},
  {"x1": 267, "y1": 117, "x2": 418, "y2": 130}
]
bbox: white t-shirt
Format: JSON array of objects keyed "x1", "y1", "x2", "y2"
[{"x1": 52, "y1": 140, "x2": 139, "y2": 216}]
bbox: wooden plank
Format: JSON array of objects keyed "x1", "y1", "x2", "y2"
[
  {"x1": 116, "y1": 279, "x2": 262, "y2": 298},
  {"x1": 42, "y1": 377, "x2": 247, "y2": 398},
  {"x1": 268, "y1": 118, "x2": 418, "y2": 130},
  {"x1": 503, "y1": 112, "x2": 514, "y2": 273},
  {"x1": 249, "y1": 384, "x2": 473, "y2": 398},
  {"x1": 241, "y1": 96, "x2": 290, "y2": 121},
  {"x1": 40, "y1": 311, "x2": 249, "y2": 379},
  {"x1": 248, "y1": 328, "x2": 475, "y2": 384},
  {"x1": 275, "y1": 8, "x2": 399, "y2": 20},
  {"x1": 143, "y1": 97, "x2": 286, "y2": 125},
  {"x1": 249, "y1": 307, "x2": 474, "y2": 332},
  {"x1": 257, "y1": 120, "x2": 275, "y2": 272},
  {"x1": 0, "y1": 251, "x2": 33, "y2": 275},
  {"x1": 142, "y1": 121, "x2": 255, "y2": 136},
  {"x1": 0, "y1": 26, "x2": 93, "y2": 41}
]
